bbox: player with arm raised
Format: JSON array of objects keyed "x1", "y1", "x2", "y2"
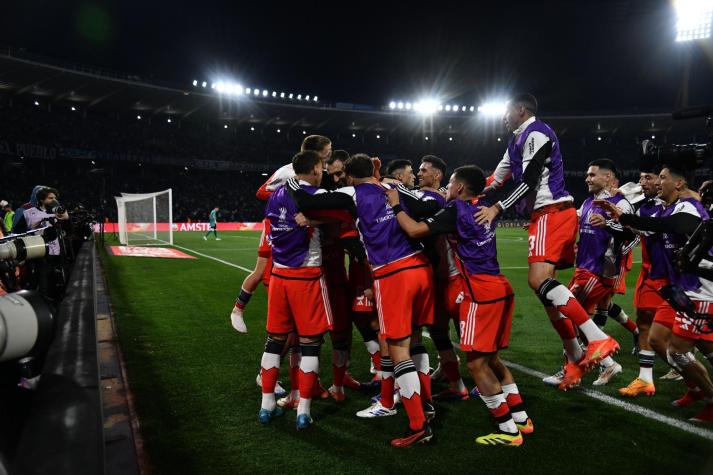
[{"x1": 475, "y1": 94, "x2": 619, "y2": 385}]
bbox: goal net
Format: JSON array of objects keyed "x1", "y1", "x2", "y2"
[{"x1": 115, "y1": 189, "x2": 173, "y2": 245}]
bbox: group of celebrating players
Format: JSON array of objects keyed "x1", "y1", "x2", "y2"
[{"x1": 227, "y1": 93, "x2": 713, "y2": 448}]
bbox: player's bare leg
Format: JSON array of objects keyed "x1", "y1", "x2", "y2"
[
  {"x1": 668, "y1": 335, "x2": 713, "y2": 422},
  {"x1": 230, "y1": 255, "x2": 268, "y2": 333}
]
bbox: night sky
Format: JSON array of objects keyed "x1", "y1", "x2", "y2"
[{"x1": 2, "y1": 0, "x2": 713, "y2": 112}]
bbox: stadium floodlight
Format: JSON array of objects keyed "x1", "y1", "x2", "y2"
[
  {"x1": 136, "y1": 115, "x2": 142, "y2": 120},
  {"x1": 302, "y1": 130, "x2": 307, "y2": 135},
  {"x1": 192, "y1": 79, "x2": 198, "y2": 86},
  {"x1": 449, "y1": 137, "x2": 453, "y2": 141},
  {"x1": 305, "y1": 95, "x2": 310, "y2": 101},
  {"x1": 224, "y1": 124, "x2": 228, "y2": 129},
  {"x1": 289, "y1": 93, "x2": 294, "y2": 99},
  {"x1": 253, "y1": 89, "x2": 260, "y2": 96},
  {"x1": 469, "y1": 106, "x2": 475, "y2": 112},
  {"x1": 437, "y1": 104, "x2": 444, "y2": 111},
  {"x1": 597, "y1": 136, "x2": 602, "y2": 141},
  {"x1": 250, "y1": 126, "x2": 255, "y2": 131},
  {"x1": 497, "y1": 137, "x2": 501, "y2": 142},
  {"x1": 71, "y1": 106, "x2": 76, "y2": 111},
  {"x1": 352, "y1": 133, "x2": 356, "y2": 137},
  {"x1": 280, "y1": 92, "x2": 285, "y2": 98},
  {"x1": 425, "y1": 136, "x2": 429, "y2": 141},
  {"x1": 452, "y1": 104, "x2": 459, "y2": 112},
  {"x1": 461, "y1": 106, "x2": 466, "y2": 112},
  {"x1": 445, "y1": 105, "x2": 452, "y2": 111},
  {"x1": 297, "y1": 94, "x2": 302, "y2": 100},
  {"x1": 167, "y1": 117, "x2": 172, "y2": 123},
  {"x1": 478, "y1": 100, "x2": 508, "y2": 117},
  {"x1": 389, "y1": 101, "x2": 396, "y2": 109},
  {"x1": 651, "y1": 134, "x2": 656, "y2": 139},
  {"x1": 262, "y1": 90, "x2": 268, "y2": 97},
  {"x1": 246, "y1": 88, "x2": 252, "y2": 94},
  {"x1": 417, "y1": 99, "x2": 439, "y2": 115},
  {"x1": 313, "y1": 96, "x2": 318, "y2": 102},
  {"x1": 211, "y1": 83, "x2": 216, "y2": 89},
  {"x1": 34, "y1": 100, "x2": 39, "y2": 106},
  {"x1": 397, "y1": 101, "x2": 404, "y2": 110},
  {"x1": 277, "y1": 128, "x2": 281, "y2": 133},
  {"x1": 405, "y1": 102, "x2": 412, "y2": 110},
  {"x1": 272, "y1": 91, "x2": 277, "y2": 97},
  {"x1": 376, "y1": 134, "x2": 381, "y2": 139},
  {"x1": 201, "y1": 81, "x2": 207, "y2": 88},
  {"x1": 675, "y1": 0, "x2": 713, "y2": 41}
]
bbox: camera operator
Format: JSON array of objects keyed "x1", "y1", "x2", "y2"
[{"x1": 13, "y1": 187, "x2": 69, "y2": 302}]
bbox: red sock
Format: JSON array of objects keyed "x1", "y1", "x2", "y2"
[
  {"x1": 442, "y1": 360, "x2": 461, "y2": 386},
  {"x1": 418, "y1": 371, "x2": 432, "y2": 403},
  {"x1": 543, "y1": 281, "x2": 590, "y2": 326},
  {"x1": 332, "y1": 364, "x2": 347, "y2": 387},
  {"x1": 623, "y1": 318, "x2": 638, "y2": 334},
  {"x1": 381, "y1": 374, "x2": 395, "y2": 408},
  {"x1": 401, "y1": 394, "x2": 425, "y2": 431},
  {"x1": 370, "y1": 352, "x2": 381, "y2": 371},
  {"x1": 298, "y1": 369, "x2": 317, "y2": 400},
  {"x1": 261, "y1": 367, "x2": 279, "y2": 394},
  {"x1": 551, "y1": 317, "x2": 577, "y2": 340}
]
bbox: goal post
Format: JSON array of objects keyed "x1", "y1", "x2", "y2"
[{"x1": 114, "y1": 189, "x2": 173, "y2": 246}]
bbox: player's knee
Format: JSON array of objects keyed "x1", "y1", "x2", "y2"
[{"x1": 264, "y1": 336, "x2": 286, "y2": 354}]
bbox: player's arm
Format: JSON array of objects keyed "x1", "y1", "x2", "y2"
[
  {"x1": 286, "y1": 178, "x2": 355, "y2": 212},
  {"x1": 386, "y1": 189, "x2": 456, "y2": 238},
  {"x1": 475, "y1": 136, "x2": 552, "y2": 225},
  {"x1": 394, "y1": 184, "x2": 441, "y2": 220},
  {"x1": 496, "y1": 135, "x2": 552, "y2": 211},
  {"x1": 484, "y1": 151, "x2": 513, "y2": 192}
]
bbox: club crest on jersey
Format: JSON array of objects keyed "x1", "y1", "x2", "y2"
[{"x1": 278, "y1": 206, "x2": 288, "y2": 222}]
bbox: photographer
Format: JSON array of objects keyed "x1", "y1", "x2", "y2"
[
  {"x1": 0, "y1": 200, "x2": 13, "y2": 237},
  {"x1": 13, "y1": 187, "x2": 69, "y2": 302}
]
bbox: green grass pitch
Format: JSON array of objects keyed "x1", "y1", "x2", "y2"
[{"x1": 99, "y1": 229, "x2": 713, "y2": 474}]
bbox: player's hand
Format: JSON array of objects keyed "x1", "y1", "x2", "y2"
[
  {"x1": 589, "y1": 213, "x2": 607, "y2": 228},
  {"x1": 363, "y1": 288, "x2": 374, "y2": 300},
  {"x1": 474, "y1": 204, "x2": 500, "y2": 226},
  {"x1": 385, "y1": 188, "x2": 400, "y2": 207},
  {"x1": 371, "y1": 157, "x2": 382, "y2": 180},
  {"x1": 593, "y1": 200, "x2": 622, "y2": 220},
  {"x1": 294, "y1": 212, "x2": 310, "y2": 227}
]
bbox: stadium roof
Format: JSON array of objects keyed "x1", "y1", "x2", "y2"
[{"x1": 0, "y1": 51, "x2": 710, "y2": 141}]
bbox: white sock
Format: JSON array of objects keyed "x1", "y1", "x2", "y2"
[
  {"x1": 261, "y1": 393, "x2": 276, "y2": 411},
  {"x1": 297, "y1": 397, "x2": 311, "y2": 416},
  {"x1": 365, "y1": 340, "x2": 379, "y2": 355},
  {"x1": 638, "y1": 350, "x2": 655, "y2": 383},
  {"x1": 563, "y1": 339, "x2": 583, "y2": 362},
  {"x1": 601, "y1": 356, "x2": 615, "y2": 368},
  {"x1": 480, "y1": 392, "x2": 518, "y2": 434},
  {"x1": 578, "y1": 319, "x2": 609, "y2": 342},
  {"x1": 501, "y1": 383, "x2": 528, "y2": 423}
]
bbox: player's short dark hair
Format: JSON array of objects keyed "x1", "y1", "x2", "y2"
[
  {"x1": 301, "y1": 135, "x2": 331, "y2": 153},
  {"x1": 328, "y1": 149, "x2": 349, "y2": 165},
  {"x1": 385, "y1": 159, "x2": 412, "y2": 177},
  {"x1": 588, "y1": 158, "x2": 619, "y2": 177},
  {"x1": 292, "y1": 150, "x2": 323, "y2": 175},
  {"x1": 421, "y1": 155, "x2": 447, "y2": 177},
  {"x1": 344, "y1": 154, "x2": 374, "y2": 178},
  {"x1": 662, "y1": 163, "x2": 689, "y2": 182},
  {"x1": 453, "y1": 165, "x2": 486, "y2": 196},
  {"x1": 511, "y1": 93, "x2": 538, "y2": 115},
  {"x1": 37, "y1": 187, "x2": 59, "y2": 201}
]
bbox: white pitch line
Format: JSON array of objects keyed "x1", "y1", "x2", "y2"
[
  {"x1": 173, "y1": 244, "x2": 253, "y2": 273},
  {"x1": 421, "y1": 331, "x2": 713, "y2": 441}
]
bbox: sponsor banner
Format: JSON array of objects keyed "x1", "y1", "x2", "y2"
[
  {"x1": 95, "y1": 222, "x2": 264, "y2": 233},
  {"x1": 108, "y1": 246, "x2": 197, "y2": 259}
]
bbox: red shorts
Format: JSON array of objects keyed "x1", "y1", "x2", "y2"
[
  {"x1": 327, "y1": 284, "x2": 351, "y2": 334},
  {"x1": 433, "y1": 274, "x2": 465, "y2": 329},
  {"x1": 528, "y1": 204, "x2": 577, "y2": 269},
  {"x1": 258, "y1": 219, "x2": 272, "y2": 258},
  {"x1": 634, "y1": 270, "x2": 668, "y2": 312},
  {"x1": 373, "y1": 254, "x2": 434, "y2": 340},
  {"x1": 656, "y1": 301, "x2": 713, "y2": 340},
  {"x1": 568, "y1": 268, "x2": 614, "y2": 315},
  {"x1": 613, "y1": 253, "x2": 634, "y2": 294},
  {"x1": 459, "y1": 274, "x2": 514, "y2": 353},
  {"x1": 266, "y1": 266, "x2": 332, "y2": 336},
  {"x1": 262, "y1": 254, "x2": 273, "y2": 287}
]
